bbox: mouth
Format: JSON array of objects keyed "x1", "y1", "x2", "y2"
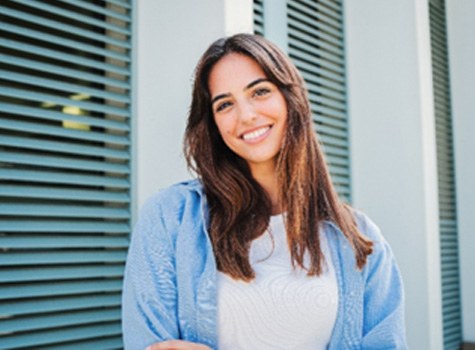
[{"x1": 241, "y1": 125, "x2": 272, "y2": 142}]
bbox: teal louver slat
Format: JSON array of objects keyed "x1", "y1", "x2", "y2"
[
  {"x1": 0, "y1": 0, "x2": 132, "y2": 348},
  {"x1": 286, "y1": 0, "x2": 351, "y2": 202},
  {"x1": 0, "y1": 38, "x2": 130, "y2": 75},
  {"x1": 429, "y1": 1, "x2": 462, "y2": 349},
  {"x1": 1, "y1": 280, "x2": 123, "y2": 300},
  {"x1": 0, "y1": 53, "x2": 130, "y2": 89},
  {"x1": 1, "y1": 22, "x2": 130, "y2": 61},
  {"x1": 0, "y1": 6, "x2": 130, "y2": 49}
]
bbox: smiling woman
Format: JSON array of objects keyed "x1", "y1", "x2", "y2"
[{"x1": 122, "y1": 34, "x2": 408, "y2": 350}]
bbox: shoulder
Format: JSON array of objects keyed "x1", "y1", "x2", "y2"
[
  {"x1": 135, "y1": 179, "x2": 205, "y2": 236},
  {"x1": 350, "y1": 209, "x2": 399, "y2": 278},
  {"x1": 351, "y1": 209, "x2": 385, "y2": 244}
]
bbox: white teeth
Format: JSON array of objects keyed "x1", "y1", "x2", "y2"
[{"x1": 242, "y1": 126, "x2": 270, "y2": 141}]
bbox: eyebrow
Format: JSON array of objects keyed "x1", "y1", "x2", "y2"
[{"x1": 210, "y1": 78, "x2": 270, "y2": 106}]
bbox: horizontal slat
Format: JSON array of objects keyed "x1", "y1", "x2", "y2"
[
  {"x1": 58, "y1": 0, "x2": 130, "y2": 22},
  {"x1": 0, "y1": 279, "x2": 123, "y2": 299},
  {"x1": 333, "y1": 184, "x2": 350, "y2": 197},
  {"x1": 310, "y1": 110, "x2": 347, "y2": 128},
  {"x1": 0, "y1": 135, "x2": 130, "y2": 159},
  {"x1": 0, "y1": 151, "x2": 130, "y2": 173},
  {"x1": 327, "y1": 164, "x2": 350, "y2": 177},
  {"x1": 319, "y1": 0, "x2": 341, "y2": 13},
  {"x1": 297, "y1": 0, "x2": 342, "y2": 21},
  {"x1": 292, "y1": 56, "x2": 345, "y2": 84},
  {"x1": 1, "y1": 70, "x2": 130, "y2": 103},
  {"x1": 106, "y1": 0, "x2": 131, "y2": 9},
  {"x1": 288, "y1": 31, "x2": 344, "y2": 65},
  {"x1": 0, "y1": 53, "x2": 130, "y2": 90},
  {"x1": 0, "y1": 220, "x2": 129, "y2": 233},
  {"x1": 0, "y1": 5, "x2": 130, "y2": 49},
  {"x1": 0, "y1": 184, "x2": 129, "y2": 202},
  {"x1": 299, "y1": 69, "x2": 345, "y2": 93},
  {"x1": 287, "y1": 17, "x2": 343, "y2": 50},
  {"x1": 0, "y1": 250, "x2": 127, "y2": 265},
  {"x1": 313, "y1": 122, "x2": 347, "y2": 139},
  {"x1": 0, "y1": 168, "x2": 130, "y2": 188},
  {"x1": 319, "y1": 143, "x2": 349, "y2": 158},
  {"x1": 309, "y1": 93, "x2": 345, "y2": 112},
  {"x1": 287, "y1": 6, "x2": 342, "y2": 40},
  {"x1": 317, "y1": 133, "x2": 349, "y2": 150},
  {"x1": 1, "y1": 22, "x2": 130, "y2": 62},
  {"x1": 0, "y1": 265, "x2": 125, "y2": 283},
  {"x1": 289, "y1": 45, "x2": 343, "y2": 74},
  {"x1": 13, "y1": 0, "x2": 130, "y2": 35},
  {"x1": 0, "y1": 323, "x2": 121, "y2": 350},
  {"x1": 0, "y1": 87, "x2": 130, "y2": 117},
  {"x1": 327, "y1": 156, "x2": 350, "y2": 168},
  {"x1": 0, "y1": 294, "x2": 121, "y2": 316},
  {"x1": 310, "y1": 102, "x2": 346, "y2": 120},
  {"x1": 305, "y1": 79, "x2": 346, "y2": 101},
  {"x1": 0, "y1": 235, "x2": 129, "y2": 249},
  {"x1": 288, "y1": 34, "x2": 344, "y2": 65},
  {"x1": 0, "y1": 38, "x2": 129, "y2": 76},
  {"x1": 0, "y1": 308, "x2": 120, "y2": 337},
  {"x1": 327, "y1": 173, "x2": 350, "y2": 186},
  {"x1": 1, "y1": 103, "x2": 129, "y2": 131},
  {"x1": 36, "y1": 336, "x2": 123, "y2": 350},
  {"x1": 0, "y1": 119, "x2": 129, "y2": 146},
  {"x1": 288, "y1": 1, "x2": 342, "y2": 33},
  {"x1": 0, "y1": 203, "x2": 129, "y2": 218}
]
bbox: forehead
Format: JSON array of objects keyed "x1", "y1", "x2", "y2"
[{"x1": 208, "y1": 53, "x2": 267, "y2": 95}]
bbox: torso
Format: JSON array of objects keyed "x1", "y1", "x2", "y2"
[{"x1": 216, "y1": 214, "x2": 339, "y2": 350}]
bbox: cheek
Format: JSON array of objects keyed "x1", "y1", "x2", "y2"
[{"x1": 215, "y1": 117, "x2": 235, "y2": 138}]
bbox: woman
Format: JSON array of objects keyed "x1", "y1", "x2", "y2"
[{"x1": 122, "y1": 33, "x2": 407, "y2": 350}]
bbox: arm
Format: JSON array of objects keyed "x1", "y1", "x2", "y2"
[
  {"x1": 358, "y1": 215, "x2": 408, "y2": 349},
  {"x1": 122, "y1": 194, "x2": 180, "y2": 349}
]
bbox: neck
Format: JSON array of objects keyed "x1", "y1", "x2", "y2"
[{"x1": 249, "y1": 161, "x2": 281, "y2": 215}]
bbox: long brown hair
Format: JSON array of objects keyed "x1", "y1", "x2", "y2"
[{"x1": 184, "y1": 33, "x2": 373, "y2": 281}]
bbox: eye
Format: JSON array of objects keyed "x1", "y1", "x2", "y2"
[
  {"x1": 215, "y1": 100, "x2": 232, "y2": 112},
  {"x1": 253, "y1": 87, "x2": 271, "y2": 97}
]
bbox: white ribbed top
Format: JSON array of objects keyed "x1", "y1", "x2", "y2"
[{"x1": 217, "y1": 215, "x2": 338, "y2": 350}]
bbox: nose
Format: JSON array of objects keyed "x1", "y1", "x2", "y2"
[{"x1": 236, "y1": 100, "x2": 257, "y2": 124}]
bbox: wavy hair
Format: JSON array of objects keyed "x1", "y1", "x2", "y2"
[{"x1": 184, "y1": 33, "x2": 373, "y2": 281}]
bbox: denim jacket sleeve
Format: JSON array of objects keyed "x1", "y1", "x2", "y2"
[
  {"x1": 122, "y1": 192, "x2": 180, "y2": 350},
  {"x1": 358, "y1": 213, "x2": 408, "y2": 349}
]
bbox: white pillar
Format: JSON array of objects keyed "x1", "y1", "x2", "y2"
[
  {"x1": 344, "y1": 1, "x2": 443, "y2": 349},
  {"x1": 134, "y1": 0, "x2": 253, "y2": 213},
  {"x1": 446, "y1": 0, "x2": 475, "y2": 343}
]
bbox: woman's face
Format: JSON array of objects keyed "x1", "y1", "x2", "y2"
[{"x1": 208, "y1": 53, "x2": 288, "y2": 174}]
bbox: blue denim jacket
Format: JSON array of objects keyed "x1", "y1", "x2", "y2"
[{"x1": 122, "y1": 180, "x2": 407, "y2": 349}]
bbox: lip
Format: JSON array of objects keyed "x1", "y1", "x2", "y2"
[{"x1": 240, "y1": 125, "x2": 273, "y2": 144}]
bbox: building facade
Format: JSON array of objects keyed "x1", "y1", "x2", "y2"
[{"x1": 1, "y1": 0, "x2": 474, "y2": 349}]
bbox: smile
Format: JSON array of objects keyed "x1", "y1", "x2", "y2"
[{"x1": 241, "y1": 126, "x2": 272, "y2": 141}]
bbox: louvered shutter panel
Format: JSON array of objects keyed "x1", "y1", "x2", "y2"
[
  {"x1": 253, "y1": 0, "x2": 264, "y2": 36},
  {"x1": 286, "y1": 0, "x2": 350, "y2": 202},
  {"x1": 429, "y1": 1, "x2": 462, "y2": 349},
  {"x1": 0, "y1": 0, "x2": 132, "y2": 348}
]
